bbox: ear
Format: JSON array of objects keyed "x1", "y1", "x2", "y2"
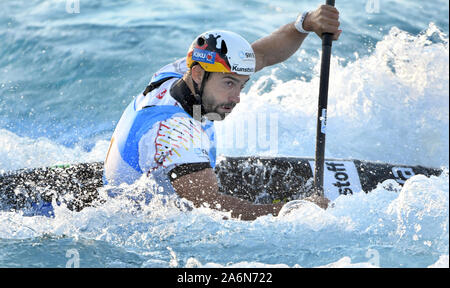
[{"x1": 191, "y1": 64, "x2": 205, "y2": 86}]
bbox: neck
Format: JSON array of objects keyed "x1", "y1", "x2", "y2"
[{"x1": 170, "y1": 77, "x2": 205, "y2": 120}]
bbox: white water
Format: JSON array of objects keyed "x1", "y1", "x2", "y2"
[
  {"x1": 0, "y1": 25, "x2": 448, "y2": 268},
  {"x1": 216, "y1": 23, "x2": 449, "y2": 168}
]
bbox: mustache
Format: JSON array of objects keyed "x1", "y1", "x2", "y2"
[{"x1": 218, "y1": 102, "x2": 236, "y2": 109}]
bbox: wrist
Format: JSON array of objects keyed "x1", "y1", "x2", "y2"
[
  {"x1": 294, "y1": 11, "x2": 311, "y2": 34},
  {"x1": 303, "y1": 12, "x2": 314, "y2": 32}
]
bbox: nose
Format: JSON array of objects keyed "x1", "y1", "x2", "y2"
[{"x1": 229, "y1": 92, "x2": 240, "y2": 104}]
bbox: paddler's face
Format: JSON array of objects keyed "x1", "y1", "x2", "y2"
[{"x1": 200, "y1": 72, "x2": 250, "y2": 120}]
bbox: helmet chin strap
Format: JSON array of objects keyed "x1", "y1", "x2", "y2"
[{"x1": 192, "y1": 70, "x2": 211, "y2": 117}]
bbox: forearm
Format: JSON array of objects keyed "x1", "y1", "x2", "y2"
[
  {"x1": 252, "y1": 22, "x2": 307, "y2": 72},
  {"x1": 172, "y1": 168, "x2": 283, "y2": 220},
  {"x1": 185, "y1": 188, "x2": 282, "y2": 221},
  {"x1": 251, "y1": 5, "x2": 342, "y2": 72},
  {"x1": 207, "y1": 192, "x2": 283, "y2": 220}
]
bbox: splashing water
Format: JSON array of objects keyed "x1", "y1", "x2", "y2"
[
  {"x1": 216, "y1": 23, "x2": 449, "y2": 168},
  {"x1": 0, "y1": 1, "x2": 448, "y2": 268}
]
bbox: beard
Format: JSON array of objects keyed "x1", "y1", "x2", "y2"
[{"x1": 202, "y1": 96, "x2": 236, "y2": 121}]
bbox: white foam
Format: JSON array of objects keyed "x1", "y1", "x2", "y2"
[
  {"x1": 216, "y1": 23, "x2": 449, "y2": 167},
  {"x1": 0, "y1": 128, "x2": 109, "y2": 172},
  {"x1": 0, "y1": 166, "x2": 447, "y2": 267},
  {"x1": 428, "y1": 255, "x2": 449, "y2": 268},
  {"x1": 0, "y1": 25, "x2": 448, "y2": 268},
  {"x1": 184, "y1": 256, "x2": 377, "y2": 268},
  {"x1": 386, "y1": 172, "x2": 449, "y2": 250}
]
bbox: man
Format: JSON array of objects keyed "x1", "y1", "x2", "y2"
[{"x1": 104, "y1": 5, "x2": 341, "y2": 220}]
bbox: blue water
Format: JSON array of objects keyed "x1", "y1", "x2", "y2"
[{"x1": 0, "y1": 0, "x2": 448, "y2": 267}]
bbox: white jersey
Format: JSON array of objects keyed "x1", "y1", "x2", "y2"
[{"x1": 104, "y1": 58, "x2": 216, "y2": 194}]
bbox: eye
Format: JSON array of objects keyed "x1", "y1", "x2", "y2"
[{"x1": 225, "y1": 81, "x2": 234, "y2": 88}]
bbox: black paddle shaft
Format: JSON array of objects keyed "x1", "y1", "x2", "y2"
[{"x1": 314, "y1": 0, "x2": 335, "y2": 196}]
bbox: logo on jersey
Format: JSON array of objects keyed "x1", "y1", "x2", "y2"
[{"x1": 156, "y1": 88, "x2": 167, "y2": 100}]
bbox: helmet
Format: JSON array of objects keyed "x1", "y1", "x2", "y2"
[{"x1": 186, "y1": 30, "x2": 256, "y2": 76}]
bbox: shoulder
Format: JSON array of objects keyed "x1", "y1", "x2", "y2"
[
  {"x1": 137, "y1": 58, "x2": 187, "y2": 108},
  {"x1": 150, "y1": 58, "x2": 187, "y2": 83},
  {"x1": 136, "y1": 78, "x2": 180, "y2": 109}
]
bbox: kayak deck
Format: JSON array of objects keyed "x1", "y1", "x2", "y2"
[{"x1": 0, "y1": 157, "x2": 442, "y2": 212}]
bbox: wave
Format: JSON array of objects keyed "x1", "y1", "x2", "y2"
[
  {"x1": 0, "y1": 129, "x2": 109, "y2": 172},
  {"x1": 0, "y1": 166, "x2": 447, "y2": 267},
  {"x1": 0, "y1": 24, "x2": 448, "y2": 268},
  {"x1": 216, "y1": 23, "x2": 449, "y2": 168}
]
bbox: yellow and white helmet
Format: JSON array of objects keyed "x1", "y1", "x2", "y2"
[{"x1": 186, "y1": 30, "x2": 256, "y2": 76}]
